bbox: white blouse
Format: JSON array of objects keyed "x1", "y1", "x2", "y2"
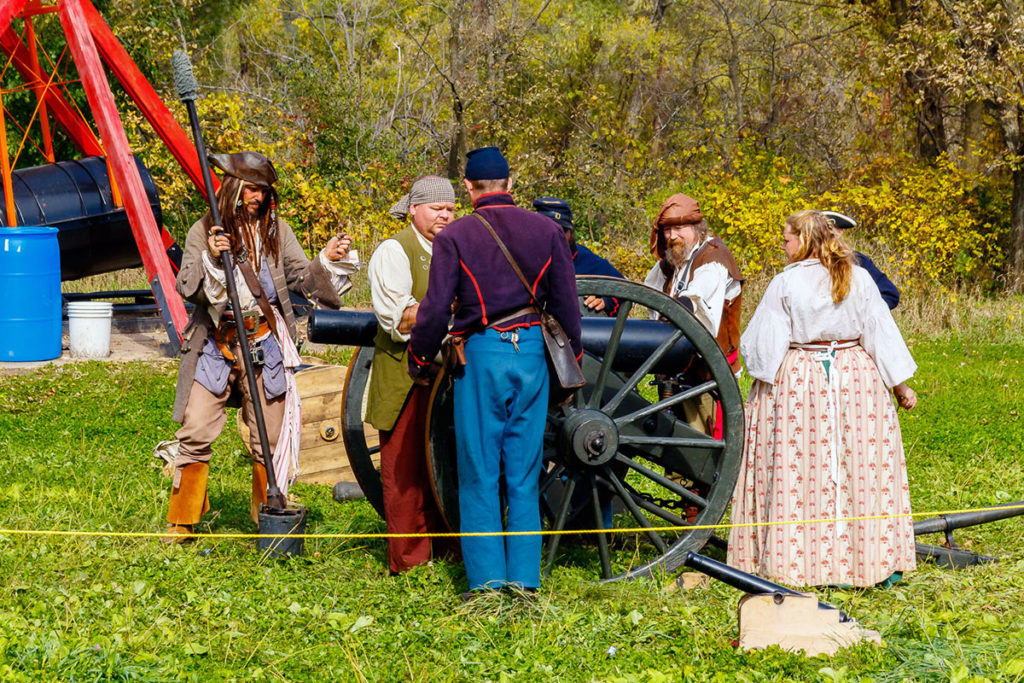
[{"x1": 741, "y1": 259, "x2": 916, "y2": 387}]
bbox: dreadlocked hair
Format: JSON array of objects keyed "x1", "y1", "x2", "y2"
[
  {"x1": 213, "y1": 175, "x2": 281, "y2": 267},
  {"x1": 785, "y1": 209, "x2": 853, "y2": 303}
]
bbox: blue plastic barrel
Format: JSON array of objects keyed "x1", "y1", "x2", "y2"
[{"x1": 0, "y1": 226, "x2": 62, "y2": 361}]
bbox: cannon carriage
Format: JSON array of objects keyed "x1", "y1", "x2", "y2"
[{"x1": 311, "y1": 275, "x2": 746, "y2": 582}]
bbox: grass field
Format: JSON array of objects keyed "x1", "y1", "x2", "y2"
[{"x1": 1, "y1": 316, "x2": 1023, "y2": 681}]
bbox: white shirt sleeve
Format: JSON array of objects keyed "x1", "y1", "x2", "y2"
[
  {"x1": 317, "y1": 249, "x2": 360, "y2": 297},
  {"x1": 201, "y1": 251, "x2": 256, "y2": 322},
  {"x1": 368, "y1": 240, "x2": 417, "y2": 343},
  {"x1": 740, "y1": 275, "x2": 792, "y2": 384},
  {"x1": 677, "y1": 261, "x2": 731, "y2": 336},
  {"x1": 856, "y1": 271, "x2": 917, "y2": 387},
  {"x1": 643, "y1": 264, "x2": 667, "y2": 320}
]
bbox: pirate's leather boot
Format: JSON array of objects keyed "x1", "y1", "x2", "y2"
[
  {"x1": 251, "y1": 462, "x2": 269, "y2": 525},
  {"x1": 162, "y1": 462, "x2": 211, "y2": 544}
]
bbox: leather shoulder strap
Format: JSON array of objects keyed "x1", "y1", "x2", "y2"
[{"x1": 236, "y1": 259, "x2": 281, "y2": 339}]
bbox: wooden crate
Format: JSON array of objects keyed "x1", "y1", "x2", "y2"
[{"x1": 237, "y1": 362, "x2": 380, "y2": 486}]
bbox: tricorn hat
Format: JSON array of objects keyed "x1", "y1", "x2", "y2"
[
  {"x1": 822, "y1": 210, "x2": 856, "y2": 230},
  {"x1": 532, "y1": 197, "x2": 573, "y2": 231},
  {"x1": 209, "y1": 151, "x2": 278, "y2": 188}
]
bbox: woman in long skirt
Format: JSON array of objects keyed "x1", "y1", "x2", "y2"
[{"x1": 727, "y1": 210, "x2": 919, "y2": 587}]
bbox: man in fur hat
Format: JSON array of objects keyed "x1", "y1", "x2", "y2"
[
  {"x1": 365, "y1": 175, "x2": 458, "y2": 573},
  {"x1": 643, "y1": 193, "x2": 743, "y2": 437},
  {"x1": 162, "y1": 151, "x2": 360, "y2": 542}
]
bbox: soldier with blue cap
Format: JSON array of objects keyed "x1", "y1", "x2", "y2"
[
  {"x1": 532, "y1": 197, "x2": 624, "y2": 315},
  {"x1": 408, "y1": 147, "x2": 582, "y2": 598},
  {"x1": 822, "y1": 211, "x2": 900, "y2": 310}
]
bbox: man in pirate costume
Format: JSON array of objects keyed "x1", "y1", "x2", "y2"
[
  {"x1": 366, "y1": 175, "x2": 458, "y2": 574},
  {"x1": 643, "y1": 193, "x2": 743, "y2": 438},
  {"x1": 162, "y1": 151, "x2": 359, "y2": 542}
]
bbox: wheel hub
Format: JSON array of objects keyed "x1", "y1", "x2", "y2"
[{"x1": 559, "y1": 408, "x2": 619, "y2": 468}]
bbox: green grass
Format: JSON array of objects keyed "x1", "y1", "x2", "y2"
[{"x1": 1, "y1": 333, "x2": 1023, "y2": 681}]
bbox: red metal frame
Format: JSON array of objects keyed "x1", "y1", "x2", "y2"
[{"x1": 0, "y1": 0, "x2": 225, "y2": 348}]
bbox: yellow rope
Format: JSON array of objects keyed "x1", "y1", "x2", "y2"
[{"x1": 0, "y1": 504, "x2": 1020, "y2": 540}]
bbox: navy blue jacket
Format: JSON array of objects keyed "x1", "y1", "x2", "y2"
[
  {"x1": 572, "y1": 243, "x2": 624, "y2": 315},
  {"x1": 855, "y1": 251, "x2": 899, "y2": 310},
  {"x1": 573, "y1": 243, "x2": 623, "y2": 279},
  {"x1": 408, "y1": 192, "x2": 583, "y2": 375}
]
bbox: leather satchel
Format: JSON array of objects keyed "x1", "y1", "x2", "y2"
[
  {"x1": 471, "y1": 213, "x2": 586, "y2": 390},
  {"x1": 440, "y1": 335, "x2": 467, "y2": 377}
]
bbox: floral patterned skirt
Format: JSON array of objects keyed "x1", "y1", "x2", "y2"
[{"x1": 726, "y1": 346, "x2": 916, "y2": 587}]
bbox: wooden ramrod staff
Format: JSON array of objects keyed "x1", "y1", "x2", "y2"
[{"x1": 171, "y1": 50, "x2": 287, "y2": 511}]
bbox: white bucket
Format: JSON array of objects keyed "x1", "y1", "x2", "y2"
[{"x1": 67, "y1": 301, "x2": 113, "y2": 359}]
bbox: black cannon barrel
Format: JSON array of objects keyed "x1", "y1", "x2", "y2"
[
  {"x1": 309, "y1": 310, "x2": 698, "y2": 374},
  {"x1": 309, "y1": 309, "x2": 379, "y2": 346},
  {"x1": 682, "y1": 552, "x2": 847, "y2": 618},
  {"x1": 1, "y1": 156, "x2": 163, "y2": 281},
  {"x1": 914, "y1": 501, "x2": 1024, "y2": 536}
]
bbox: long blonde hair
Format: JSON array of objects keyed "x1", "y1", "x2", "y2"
[{"x1": 785, "y1": 209, "x2": 853, "y2": 303}]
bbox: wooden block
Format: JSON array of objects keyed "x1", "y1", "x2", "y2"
[
  {"x1": 738, "y1": 593, "x2": 882, "y2": 657},
  {"x1": 236, "y1": 363, "x2": 355, "y2": 486}
]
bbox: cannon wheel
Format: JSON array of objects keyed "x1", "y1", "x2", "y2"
[
  {"x1": 341, "y1": 345, "x2": 385, "y2": 517},
  {"x1": 426, "y1": 276, "x2": 744, "y2": 582}
]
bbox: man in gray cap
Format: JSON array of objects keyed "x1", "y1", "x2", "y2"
[
  {"x1": 366, "y1": 174, "x2": 457, "y2": 574},
  {"x1": 162, "y1": 151, "x2": 360, "y2": 542}
]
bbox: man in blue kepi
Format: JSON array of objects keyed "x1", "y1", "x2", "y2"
[
  {"x1": 823, "y1": 211, "x2": 900, "y2": 310},
  {"x1": 532, "y1": 197, "x2": 624, "y2": 316},
  {"x1": 408, "y1": 147, "x2": 583, "y2": 598}
]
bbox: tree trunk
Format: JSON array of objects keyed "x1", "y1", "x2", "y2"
[
  {"x1": 446, "y1": 1, "x2": 467, "y2": 180},
  {"x1": 905, "y1": 68, "x2": 946, "y2": 159},
  {"x1": 992, "y1": 101, "x2": 1024, "y2": 287},
  {"x1": 1012, "y1": 165, "x2": 1024, "y2": 287}
]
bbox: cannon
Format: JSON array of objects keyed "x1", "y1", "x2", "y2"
[{"x1": 311, "y1": 275, "x2": 745, "y2": 582}]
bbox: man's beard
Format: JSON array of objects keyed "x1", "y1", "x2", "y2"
[{"x1": 664, "y1": 241, "x2": 692, "y2": 269}]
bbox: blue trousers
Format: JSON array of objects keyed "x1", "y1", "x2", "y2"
[{"x1": 453, "y1": 326, "x2": 549, "y2": 590}]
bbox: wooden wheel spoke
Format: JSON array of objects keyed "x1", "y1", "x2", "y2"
[
  {"x1": 630, "y1": 493, "x2": 690, "y2": 528},
  {"x1": 613, "y1": 380, "x2": 717, "y2": 427},
  {"x1": 588, "y1": 301, "x2": 633, "y2": 406},
  {"x1": 614, "y1": 453, "x2": 710, "y2": 509},
  {"x1": 540, "y1": 494, "x2": 557, "y2": 526},
  {"x1": 618, "y1": 434, "x2": 724, "y2": 450},
  {"x1": 589, "y1": 472, "x2": 612, "y2": 580},
  {"x1": 605, "y1": 470, "x2": 668, "y2": 553},
  {"x1": 539, "y1": 463, "x2": 566, "y2": 495},
  {"x1": 544, "y1": 475, "x2": 577, "y2": 574},
  {"x1": 601, "y1": 328, "x2": 684, "y2": 415}
]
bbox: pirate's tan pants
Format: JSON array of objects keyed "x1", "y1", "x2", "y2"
[{"x1": 172, "y1": 366, "x2": 284, "y2": 486}]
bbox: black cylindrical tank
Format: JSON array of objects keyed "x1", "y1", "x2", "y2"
[{"x1": 0, "y1": 155, "x2": 163, "y2": 281}]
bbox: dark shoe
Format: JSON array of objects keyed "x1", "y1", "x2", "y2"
[
  {"x1": 460, "y1": 588, "x2": 500, "y2": 603},
  {"x1": 503, "y1": 585, "x2": 538, "y2": 602},
  {"x1": 332, "y1": 481, "x2": 365, "y2": 503}
]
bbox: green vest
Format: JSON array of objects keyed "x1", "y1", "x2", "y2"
[{"x1": 365, "y1": 225, "x2": 432, "y2": 431}]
